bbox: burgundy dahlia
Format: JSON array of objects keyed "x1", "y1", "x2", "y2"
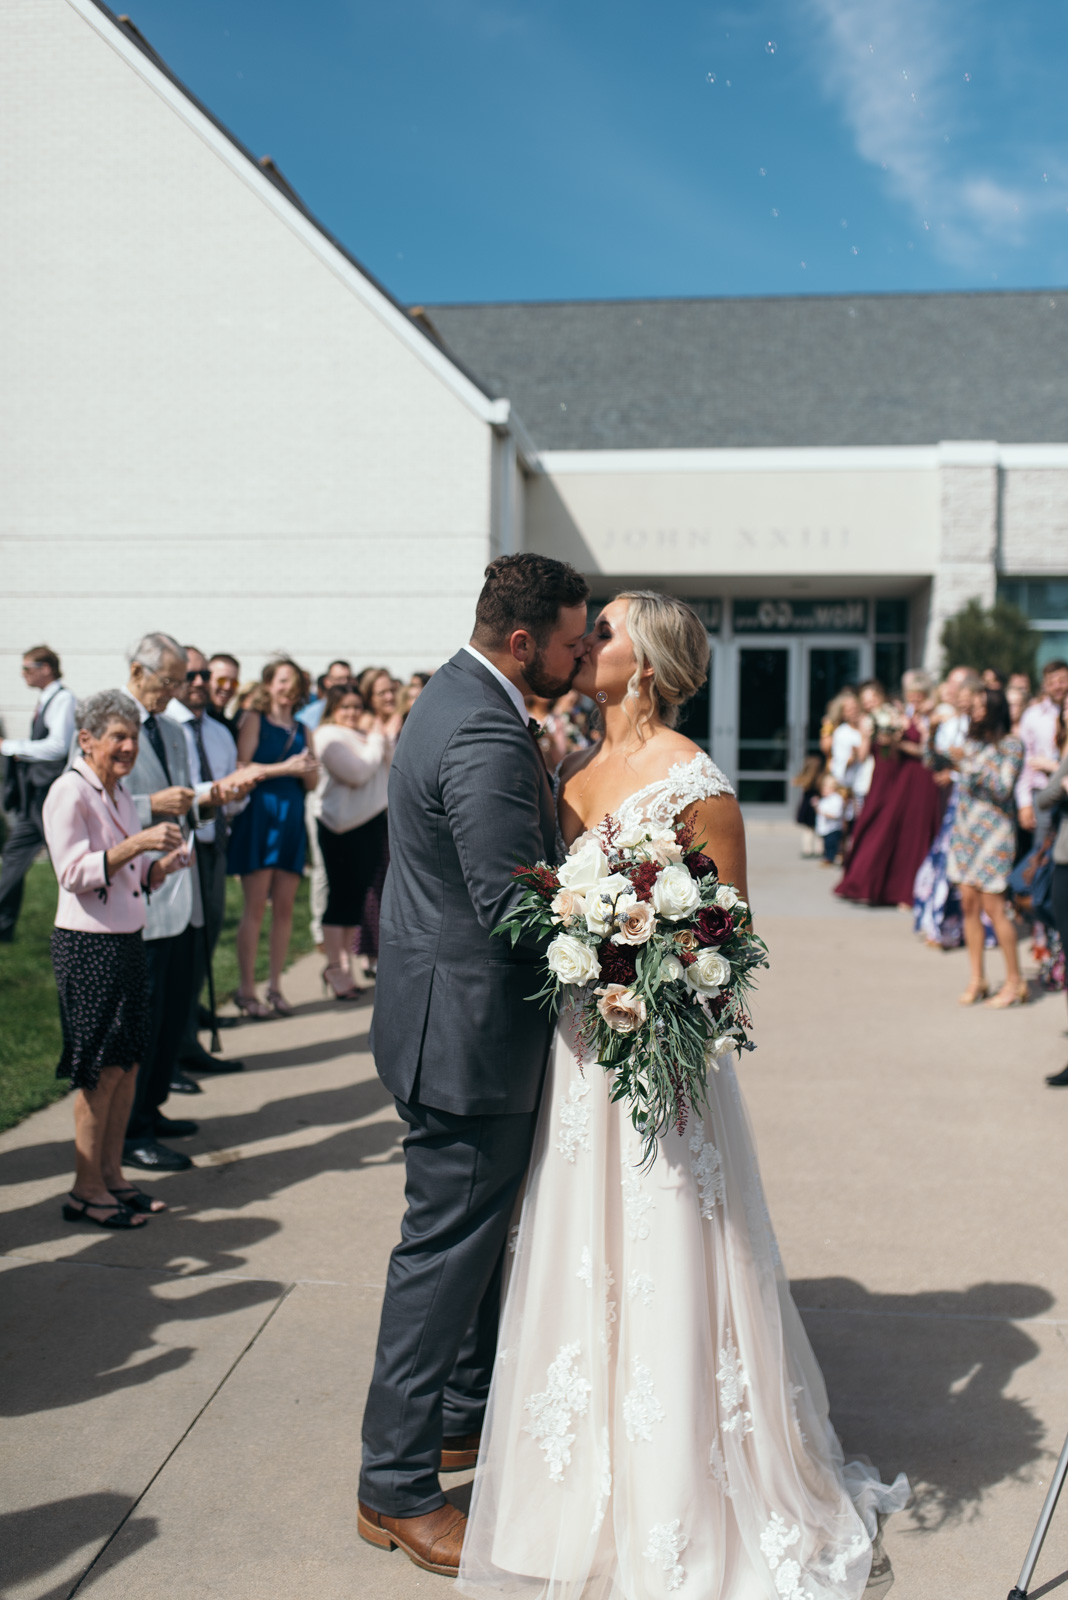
[
  {"x1": 696, "y1": 906, "x2": 734, "y2": 945},
  {"x1": 598, "y1": 942, "x2": 637, "y2": 985},
  {"x1": 685, "y1": 851, "x2": 716, "y2": 880}
]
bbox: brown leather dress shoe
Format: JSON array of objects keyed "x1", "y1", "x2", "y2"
[
  {"x1": 441, "y1": 1431, "x2": 481, "y2": 1470},
  {"x1": 357, "y1": 1501, "x2": 467, "y2": 1576}
]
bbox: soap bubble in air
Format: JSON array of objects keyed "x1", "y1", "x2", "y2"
[
  {"x1": 901, "y1": 69, "x2": 908, "y2": 80},
  {"x1": 706, "y1": 72, "x2": 716, "y2": 83},
  {"x1": 771, "y1": 208, "x2": 779, "y2": 217},
  {"x1": 963, "y1": 72, "x2": 971, "y2": 82},
  {"x1": 759, "y1": 167, "x2": 766, "y2": 176},
  {"x1": 851, "y1": 246, "x2": 858, "y2": 255},
  {"x1": 765, "y1": 40, "x2": 777, "y2": 54}
]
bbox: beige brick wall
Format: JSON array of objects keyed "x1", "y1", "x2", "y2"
[{"x1": 1001, "y1": 470, "x2": 1068, "y2": 573}]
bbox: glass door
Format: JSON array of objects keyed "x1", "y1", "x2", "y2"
[
  {"x1": 805, "y1": 645, "x2": 863, "y2": 754},
  {"x1": 736, "y1": 646, "x2": 791, "y2": 804}
]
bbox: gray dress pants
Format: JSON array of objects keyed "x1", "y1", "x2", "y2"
[{"x1": 359, "y1": 1094, "x2": 538, "y2": 1517}]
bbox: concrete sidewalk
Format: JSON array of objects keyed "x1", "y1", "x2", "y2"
[{"x1": 3, "y1": 825, "x2": 1068, "y2": 1599}]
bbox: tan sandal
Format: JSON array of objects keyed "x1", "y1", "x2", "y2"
[
  {"x1": 985, "y1": 980, "x2": 1030, "y2": 1009},
  {"x1": 958, "y1": 982, "x2": 989, "y2": 1005},
  {"x1": 234, "y1": 992, "x2": 271, "y2": 1019}
]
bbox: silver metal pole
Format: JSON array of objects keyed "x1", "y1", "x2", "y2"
[{"x1": 1008, "y1": 1428, "x2": 1068, "y2": 1599}]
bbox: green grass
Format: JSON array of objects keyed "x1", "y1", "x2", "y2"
[{"x1": 0, "y1": 862, "x2": 316, "y2": 1135}]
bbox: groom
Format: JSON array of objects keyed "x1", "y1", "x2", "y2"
[{"x1": 358, "y1": 553, "x2": 590, "y2": 1575}]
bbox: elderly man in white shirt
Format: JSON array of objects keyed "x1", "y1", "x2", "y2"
[
  {"x1": 167, "y1": 646, "x2": 258, "y2": 1073},
  {"x1": 0, "y1": 645, "x2": 77, "y2": 941}
]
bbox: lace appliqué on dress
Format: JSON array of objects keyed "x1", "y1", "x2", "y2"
[
  {"x1": 524, "y1": 1342, "x2": 592, "y2": 1483},
  {"x1": 717, "y1": 1331, "x2": 753, "y2": 1437},
  {"x1": 689, "y1": 1127, "x2": 725, "y2": 1217},
  {"x1": 623, "y1": 1356, "x2": 666, "y2": 1443},
  {"x1": 601, "y1": 1265, "x2": 617, "y2": 1349},
  {"x1": 577, "y1": 1246, "x2": 593, "y2": 1288},
  {"x1": 621, "y1": 1162, "x2": 654, "y2": 1240},
  {"x1": 557, "y1": 1076, "x2": 592, "y2": 1162},
  {"x1": 827, "y1": 1533, "x2": 869, "y2": 1584},
  {"x1": 628, "y1": 1270, "x2": 655, "y2": 1306},
  {"x1": 609, "y1": 753, "x2": 734, "y2": 840},
  {"x1": 643, "y1": 1520, "x2": 688, "y2": 1591},
  {"x1": 709, "y1": 1441, "x2": 732, "y2": 1497},
  {"x1": 759, "y1": 1515, "x2": 814, "y2": 1600}
]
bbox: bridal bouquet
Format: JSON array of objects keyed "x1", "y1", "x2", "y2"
[{"x1": 494, "y1": 818, "x2": 769, "y2": 1167}]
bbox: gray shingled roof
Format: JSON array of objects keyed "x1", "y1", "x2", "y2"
[{"x1": 425, "y1": 292, "x2": 1068, "y2": 450}]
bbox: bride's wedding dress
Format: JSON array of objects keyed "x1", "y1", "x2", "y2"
[{"x1": 457, "y1": 753, "x2": 907, "y2": 1600}]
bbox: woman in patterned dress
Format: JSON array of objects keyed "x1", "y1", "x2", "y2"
[
  {"x1": 946, "y1": 687, "x2": 1026, "y2": 1007},
  {"x1": 458, "y1": 594, "x2": 907, "y2": 1600}
]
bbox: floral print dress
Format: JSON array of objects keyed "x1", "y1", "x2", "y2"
[{"x1": 946, "y1": 737, "x2": 1024, "y2": 894}]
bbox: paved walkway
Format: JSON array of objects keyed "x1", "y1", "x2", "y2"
[{"x1": 3, "y1": 825, "x2": 1068, "y2": 1600}]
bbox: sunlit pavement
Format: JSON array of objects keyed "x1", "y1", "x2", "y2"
[{"x1": 2, "y1": 823, "x2": 1068, "y2": 1599}]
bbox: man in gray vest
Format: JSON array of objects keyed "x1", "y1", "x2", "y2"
[
  {"x1": 0, "y1": 645, "x2": 76, "y2": 941},
  {"x1": 358, "y1": 554, "x2": 590, "y2": 1577}
]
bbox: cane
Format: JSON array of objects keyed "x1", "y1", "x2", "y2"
[{"x1": 1007, "y1": 1427, "x2": 1068, "y2": 1599}]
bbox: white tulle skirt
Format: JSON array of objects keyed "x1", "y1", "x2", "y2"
[{"x1": 457, "y1": 1008, "x2": 908, "y2": 1600}]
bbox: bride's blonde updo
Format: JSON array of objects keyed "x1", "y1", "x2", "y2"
[{"x1": 616, "y1": 590, "x2": 710, "y2": 732}]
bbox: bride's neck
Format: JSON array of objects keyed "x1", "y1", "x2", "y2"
[{"x1": 598, "y1": 697, "x2": 665, "y2": 755}]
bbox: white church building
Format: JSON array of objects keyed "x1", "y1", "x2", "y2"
[{"x1": 4, "y1": 0, "x2": 1068, "y2": 811}]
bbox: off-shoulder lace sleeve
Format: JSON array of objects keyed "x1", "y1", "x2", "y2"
[{"x1": 614, "y1": 754, "x2": 735, "y2": 834}]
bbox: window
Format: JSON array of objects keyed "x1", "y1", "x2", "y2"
[
  {"x1": 999, "y1": 578, "x2": 1068, "y2": 671},
  {"x1": 873, "y1": 597, "x2": 909, "y2": 695}
]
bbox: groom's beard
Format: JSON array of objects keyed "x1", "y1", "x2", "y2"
[{"x1": 521, "y1": 649, "x2": 578, "y2": 700}]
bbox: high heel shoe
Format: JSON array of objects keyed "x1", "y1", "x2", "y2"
[
  {"x1": 234, "y1": 992, "x2": 271, "y2": 1019},
  {"x1": 985, "y1": 980, "x2": 1030, "y2": 1009},
  {"x1": 266, "y1": 987, "x2": 294, "y2": 1017},
  {"x1": 958, "y1": 982, "x2": 990, "y2": 1005},
  {"x1": 322, "y1": 965, "x2": 361, "y2": 1002}
]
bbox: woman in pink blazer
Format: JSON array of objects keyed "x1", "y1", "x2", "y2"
[{"x1": 42, "y1": 690, "x2": 189, "y2": 1229}]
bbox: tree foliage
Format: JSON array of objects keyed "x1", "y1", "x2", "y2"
[{"x1": 940, "y1": 597, "x2": 1039, "y2": 681}]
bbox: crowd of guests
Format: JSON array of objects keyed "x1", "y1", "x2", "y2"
[
  {"x1": 0, "y1": 637, "x2": 432, "y2": 1227},
  {"x1": 795, "y1": 657, "x2": 1068, "y2": 1080}
]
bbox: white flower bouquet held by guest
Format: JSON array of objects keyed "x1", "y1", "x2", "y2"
[{"x1": 496, "y1": 817, "x2": 768, "y2": 1167}]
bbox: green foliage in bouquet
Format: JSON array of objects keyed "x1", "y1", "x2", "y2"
[{"x1": 495, "y1": 816, "x2": 768, "y2": 1167}]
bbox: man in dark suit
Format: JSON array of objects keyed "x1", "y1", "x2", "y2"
[
  {"x1": 0, "y1": 646, "x2": 75, "y2": 941},
  {"x1": 358, "y1": 554, "x2": 590, "y2": 1577}
]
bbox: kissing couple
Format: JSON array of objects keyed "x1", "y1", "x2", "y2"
[{"x1": 358, "y1": 554, "x2": 907, "y2": 1598}]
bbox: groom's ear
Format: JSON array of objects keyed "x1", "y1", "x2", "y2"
[{"x1": 507, "y1": 628, "x2": 536, "y2": 666}]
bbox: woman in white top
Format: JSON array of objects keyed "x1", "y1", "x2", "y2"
[{"x1": 313, "y1": 686, "x2": 395, "y2": 1000}]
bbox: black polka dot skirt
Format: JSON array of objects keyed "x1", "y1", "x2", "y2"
[{"x1": 50, "y1": 928, "x2": 150, "y2": 1091}]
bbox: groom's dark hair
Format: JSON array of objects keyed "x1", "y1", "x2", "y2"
[{"x1": 472, "y1": 554, "x2": 590, "y2": 649}]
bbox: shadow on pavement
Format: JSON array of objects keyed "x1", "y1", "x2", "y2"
[
  {"x1": 0, "y1": 1492, "x2": 156, "y2": 1597},
  {"x1": 793, "y1": 1276, "x2": 1055, "y2": 1528}
]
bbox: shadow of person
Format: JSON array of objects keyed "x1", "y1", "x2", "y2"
[
  {"x1": 197, "y1": 1077, "x2": 394, "y2": 1153},
  {"x1": 0, "y1": 1218, "x2": 284, "y2": 1417},
  {"x1": 0, "y1": 1492, "x2": 156, "y2": 1597},
  {"x1": 791, "y1": 1277, "x2": 1055, "y2": 1528},
  {"x1": 186, "y1": 1113, "x2": 404, "y2": 1217},
  {"x1": 224, "y1": 1028, "x2": 371, "y2": 1073}
]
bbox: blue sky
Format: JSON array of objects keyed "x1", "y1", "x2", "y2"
[{"x1": 122, "y1": 0, "x2": 1068, "y2": 303}]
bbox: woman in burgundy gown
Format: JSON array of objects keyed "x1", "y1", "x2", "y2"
[{"x1": 837, "y1": 673, "x2": 943, "y2": 907}]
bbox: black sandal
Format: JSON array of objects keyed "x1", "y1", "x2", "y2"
[
  {"x1": 62, "y1": 1192, "x2": 147, "y2": 1229},
  {"x1": 109, "y1": 1185, "x2": 168, "y2": 1215}
]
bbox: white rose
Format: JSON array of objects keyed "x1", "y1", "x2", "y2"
[
  {"x1": 659, "y1": 953, "x2": 684, "y2": 984},
  {"x1": 546, "y1": 933, "x2": 601, "y2": 986},
  {"x1": 704, "y1": 1032, "x2": 740, "y2": 1069},
  {"x1": 558, "y1": 840, "x2": 610, "y2": 896},
  {"x1": 550, "y1": 887, "x2": 586, "y2": 927},
  {"x1": 714, "y1": 884, "x2": 739, "y2": 910},
  {"x1": 584, "y1": 874, "x2": 637, "y2": 936},
  {"x1": 549, "y1": 928, "x2": 601, "y2": 985},
  {"x1": 685, "y1": 947, "x2": 732, "y2": 996},
  {"x1": 651, "y1": 862, "x2": 701, "y2": 922},
  {"x1": 615, "y1": 822, "x2": 649, "y2": 851},
  {"x1": 648, "y1": 830, "x2": 684, "y2": 866}
]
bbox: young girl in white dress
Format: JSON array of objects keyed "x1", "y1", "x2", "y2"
[{"x1": 457, "y1": 592, "x2": 907, "y2": 1600}]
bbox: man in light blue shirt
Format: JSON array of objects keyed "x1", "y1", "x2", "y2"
[{"x1": 298, "y1": 659, "x2": 355, "y2": 731}]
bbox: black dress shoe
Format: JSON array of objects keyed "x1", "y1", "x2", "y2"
[
  {"x1": 1046, "y1": 1064, "x2": 1068, "y2": 1086},
  {"x1": 168, "y1": 1071, "x2": 203, "y2": 1095},
  {"x1": 181, "y1": 1043, "x2": 245, "y2": 1075},
  {"x1": 153, "y1": 1114, "x2": 200, "y2": 1139},
  {"x1": 123, "y1": 1138, "x2": 193, "y2": 1171},
  {"x1": 199, "y1": 1007, "x2": 239, "y2": 1030}
]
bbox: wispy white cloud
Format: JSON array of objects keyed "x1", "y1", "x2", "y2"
[{"x1": 806, "y1": 0, "x2": 1064, "y2": 266}]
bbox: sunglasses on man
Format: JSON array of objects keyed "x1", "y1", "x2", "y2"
[{"x1": 186, "y1": 669, "x2": 211, "y2": 683}]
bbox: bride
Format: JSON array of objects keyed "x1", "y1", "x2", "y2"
[{"x1": 457, "y1": 591, "x2": 907, "y2": 1600}]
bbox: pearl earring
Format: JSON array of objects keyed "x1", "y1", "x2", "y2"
[{"x1": 595, "y1": 691, "x2": 608, "y2": 705}]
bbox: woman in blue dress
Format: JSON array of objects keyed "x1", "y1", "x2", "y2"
[{"x1": 229, "y1": 658, "x2": 319, "y2": 1017}]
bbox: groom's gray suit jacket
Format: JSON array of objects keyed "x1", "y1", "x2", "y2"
[{"x1": 370, "y1": 649, "x2": 557, "y2": 1117}]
